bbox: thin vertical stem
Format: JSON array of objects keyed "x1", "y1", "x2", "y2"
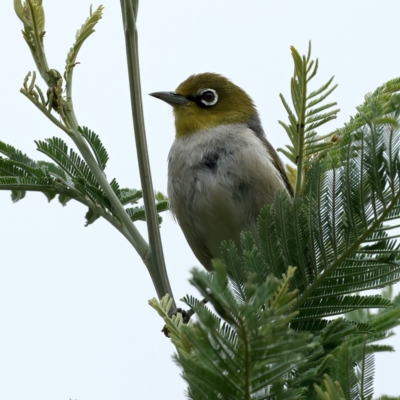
[
  {"x1": 294, "y1": 59, "x2": 307, "y2": 198},
  {"x1": 119, "y1": 0, "x2": 176, "y2": 309}
]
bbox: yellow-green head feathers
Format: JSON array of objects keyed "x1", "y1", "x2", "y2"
[{"x1": 150, "y1": 73, "x2": 258, "y2": 138}]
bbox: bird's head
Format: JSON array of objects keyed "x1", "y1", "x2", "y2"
[{"x1": 150, "y1": 73, "x2": 258, "y2": 137}]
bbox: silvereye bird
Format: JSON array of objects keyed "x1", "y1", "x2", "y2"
[{"x1": 150, "y1": 73, "x2": 293, "y2": 271}]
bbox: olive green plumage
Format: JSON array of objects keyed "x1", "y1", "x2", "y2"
[{"x1": 174, "y1": 73, "x2": 258, "y2": 137}]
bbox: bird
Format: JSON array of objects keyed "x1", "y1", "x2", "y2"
[{"x1": 150, "y1": 73, "x2": 293, "y2": 271}]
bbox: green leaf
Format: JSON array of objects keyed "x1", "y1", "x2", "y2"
[
  {"x1": 278, "y1": 42, "x2": 340, "y2": 196},
  {"x1": 119, "y1": 188, "x2": 142, "y2": 205},
  {"x1": 74, "y1": 177, "x2": 112, "y2": 212},
  {"x1": 314, "y1": 374, "x2": 346, "y2": 400},
  {"x1": 126, "y1": 206, "x2": 145, "y2": 222},
  {"x1": 58, "y1": 193, "x2": 72, "y2": 206},
  {"x1": 84, "y1": 207, "x2": 101, "y2": 226},
  {"x1": 11, "y1": 189, "x2": 26, "y2": 203},
  {"x1": 36, "y1": 137, "x2": 98, "y2": 187},
  {"x1": 79, "y1": 126, "x2": 109, "y2": 170},
  {"x1": 42, "y1": 190, "x2": 57, "y2": 202},
  {"x1": 152, "y1": 266, "x2": 313, "y2": 399},
  {"x1": 64, "y1": 5, "x2": 104, "y2": 83},
  {"x1": 0, "y1": 141, "x2": 26, "y2": 158},
  {"x1": 126, "y1": 201, "x2": 168, "y2": 224},
  {"x1": 0, "y1": 159, "x2": 31, "y2": 178},
  {"x1": 154, "y1": 191, "x2": 168, "y2": 202},
  {"x1": 296, "y1": 295, "x2": 392, "y2": 321},
  {"x1": 220, "y1": 240, "x2": 247, "y2": 302}
]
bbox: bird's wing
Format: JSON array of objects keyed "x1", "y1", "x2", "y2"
[
  {"x1": 173, "y1": 172, "x2": 245, "y2": 271},
  {"x1": 247, "y1": 115, "x2": 294, "y2": 197},
  {"x1": 259, "y1": 136, "x2": 294, "y2": 197}
]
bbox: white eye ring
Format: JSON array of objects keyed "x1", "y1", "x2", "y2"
[{"x1": 199, "y1": 88, "x2": 218, "y2": 106}]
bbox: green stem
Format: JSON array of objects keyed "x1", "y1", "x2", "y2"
[
  {"x1": 294, "y1": 61, "x2": 307, "y2": 198},
  {"x1": 26, "y1": 0, "x2": 52, "y2": 86},
  {"x1": 119, "y1": 0, "x2": 175, "y2": 306},
  {"x1": 240, "y1": 317, "x2": 251, "y2": 400},
  {"x1": 360, "y1": 335, "x2": 367, "y2": 399},
  {"x1": 20, "y1": 89, "x2": 70, "y2": 133}
]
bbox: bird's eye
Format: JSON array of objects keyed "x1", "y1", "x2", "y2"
[
  {"x1": 199, "y1": 88, "x2": 218, "y2": 106},
  {"x1": 202, "y1": 91, "x2": 215, "y2": 102}
]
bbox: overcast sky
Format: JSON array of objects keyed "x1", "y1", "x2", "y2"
[{"x1": 1, "y1": 1, "x2": 400, "y2": 399}]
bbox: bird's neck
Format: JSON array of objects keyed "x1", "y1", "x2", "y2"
[{"x1": 174, "y1": 110, "x2": 259, "y2": 138}]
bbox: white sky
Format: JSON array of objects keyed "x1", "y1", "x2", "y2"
[{"x1": 1, "y1": 1, "x2": 399, "y2": 399}]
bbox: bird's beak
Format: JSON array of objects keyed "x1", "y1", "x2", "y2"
[{"x1": 149, "y1": 91, "x2": 189, "y2": 106}]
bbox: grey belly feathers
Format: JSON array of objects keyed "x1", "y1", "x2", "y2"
[{"x1": 167, "y1": 123, "x2": 286, "y2": 271}]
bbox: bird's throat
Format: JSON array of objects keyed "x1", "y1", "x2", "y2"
[{"x1": 173, "y1": 105, "x2": 257, "y2": 138}]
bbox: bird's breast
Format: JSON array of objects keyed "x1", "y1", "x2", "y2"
[{"x1": 167, "y1": 124, "x2": 285, "y2": 226}]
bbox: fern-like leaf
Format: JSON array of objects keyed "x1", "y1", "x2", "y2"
[
  {"x1": 79, "y1": 126, "x2": 109, "y2": 170},
  {"x1": 153, "y1": 265, "x2": 313, "y2": 399},
  {"x1": 64, "y1": 5, "x2": 104, "y2": 82}
]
